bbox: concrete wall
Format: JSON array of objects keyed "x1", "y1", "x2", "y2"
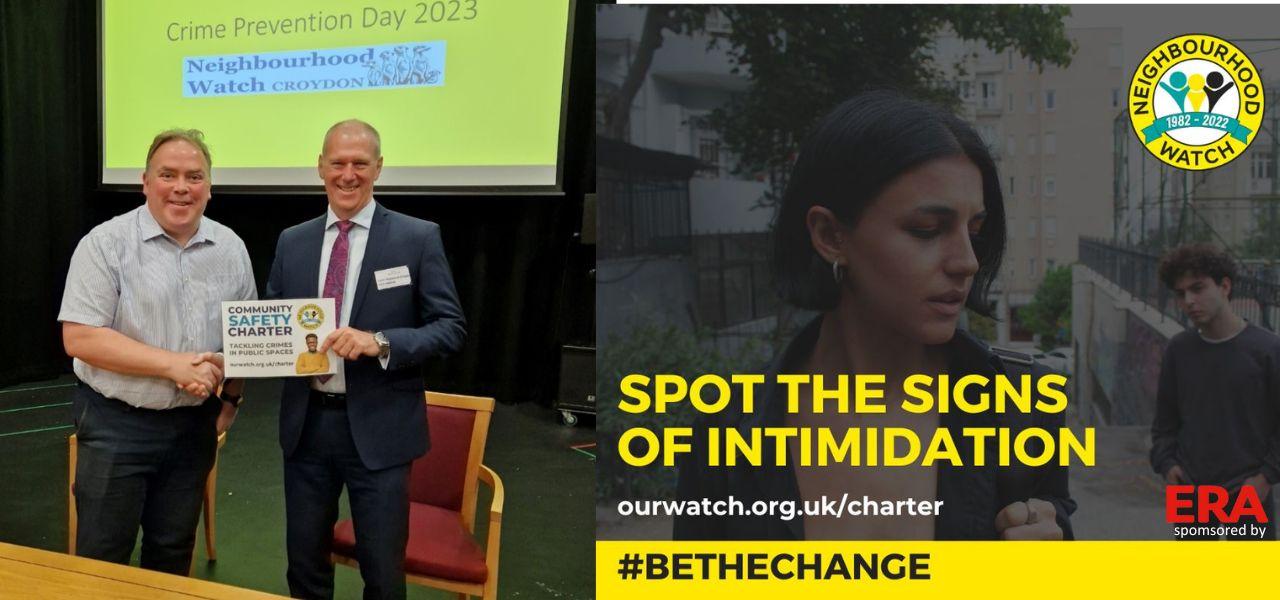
[
  {"x1": 1072, "y1": 264, "x2": 1185, "y2": 427},
  {"x1": 688, "y1": 177, "x2": 772, "y2": 234}
]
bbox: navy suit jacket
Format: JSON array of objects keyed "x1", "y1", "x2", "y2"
[{"x1": 265, "y1": 203, "x2": 465, "y2": 470}]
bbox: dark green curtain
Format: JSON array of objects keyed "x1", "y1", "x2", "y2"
[
  {"x1": 0, "y1": 0, "x2": 97, "y2": 384},
  {"x1": 0, "y1": 0, "x2": 595, "y2": 405}
]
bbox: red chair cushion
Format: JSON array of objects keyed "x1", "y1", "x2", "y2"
[
  {"x1": 409, "y1": 405, "x2": 477, "y2": 511},
  {"x1": 333, "y1": 502, "x2": 488, "y2": 584}
]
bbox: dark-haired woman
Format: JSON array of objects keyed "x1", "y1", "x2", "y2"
[{"x1": 675, "y1": 91, "x2": 1074, "y2": 540}]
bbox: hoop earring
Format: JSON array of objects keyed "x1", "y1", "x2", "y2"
[{"x1": 832, "y1": 260, "x2": 844, "y2": 284}]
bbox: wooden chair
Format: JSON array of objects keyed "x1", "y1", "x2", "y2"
[
  {"x1": 68, "y1": 432, "x2": 228, "y2": 565},
  {"x1": 331, "y1": 391, "x2": 505, "y2": 600}
]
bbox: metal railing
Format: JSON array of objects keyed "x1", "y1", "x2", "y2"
[
  {"x1": 1079, "y1": 237, "x2": 1280, "y2": 332},
  {"x1": 598, "y1": 170, "x2": 692, "y2": 259},
  {"x1": 693, "y1": 231, "x2": 776, "y2": 330}
]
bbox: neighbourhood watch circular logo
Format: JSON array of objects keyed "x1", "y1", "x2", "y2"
[
  {"x1": 1129, "y1": 34, "x2": 1264, "y2": 171},
  {"x1": 297, "y1": 304, "x2": 325, "y2": 330}
]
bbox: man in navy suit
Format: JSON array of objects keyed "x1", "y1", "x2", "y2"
[{"x1": 264, "y1": 119, "x2": 465, "y2": 599}]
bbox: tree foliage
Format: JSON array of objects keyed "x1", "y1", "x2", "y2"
[
  {"x1": 599, "y1": 6, "x2": 710, "y2": 140},
  {"x1": 704, "y1": 5, "x2": 1076, "y2": 204},
  {"x1": 965, "y1": 309, "x2": 997, "y2": 342},
  {"x1": 1020, "y1": 264, "x2": 1073, "y2": 351},
  {"x1": 1239, "y1": 201, "x2": 1280, "y2": 261},
  {"x1": 601, "y1": 7, "x2": 1076, "y2": 163},
  {"x1": 597, "y1": 323, "x2": 766, "y2": 500}
]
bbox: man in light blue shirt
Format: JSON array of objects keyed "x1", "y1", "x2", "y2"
[{"x1": 59, "y1": 129, "x2": 256, "y2": 574}]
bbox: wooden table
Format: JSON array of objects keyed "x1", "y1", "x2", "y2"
[{"x1": 0, "y1": 542, "x2": 286, "y2": 599}]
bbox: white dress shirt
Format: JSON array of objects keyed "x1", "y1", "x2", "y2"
[{"x1": 312, "y1": 199, "x2": 388, "y2": 394}]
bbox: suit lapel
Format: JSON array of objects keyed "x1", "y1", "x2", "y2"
[
  {"x1": 301, "y1": 217, "x2": 326, "y2": 297},
  {"x1": 348, "y1": 205, "x2": 389, "y2": 326}
]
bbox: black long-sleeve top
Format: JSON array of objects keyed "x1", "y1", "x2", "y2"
[
  {"x1": 674, "y1": 317, "x2": 1077, "y2": 540},
  {"x1": 1150, "y1": 324, "x2": 1280, "y2": 487}
]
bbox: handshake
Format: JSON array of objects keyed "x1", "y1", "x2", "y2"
[
  {"x1": 169, "y1": 351, "x2": 226, "y2": 399},
  {"x1": 164, "y1": 328, "x2": 382, "y2": 399}
]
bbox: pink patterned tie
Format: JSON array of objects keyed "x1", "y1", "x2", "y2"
[{"x1": 318, "y1": 220, "x2": 354, "y2": 383}]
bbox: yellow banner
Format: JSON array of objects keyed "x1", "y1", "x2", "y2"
[{"x1": 597, "y1": 541, "x2": 1280, "y2": 598}]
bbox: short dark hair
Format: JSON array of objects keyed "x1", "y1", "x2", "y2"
[
  {"x1": 1158, "y1": 243, "x2": 1237, "y2": 291},
  {"x1": 773, "y1": 90, "x2": 1007, "y2": 315},
  {"x1": 305, "y1": 333, "x2": 318, "y2": 341}
]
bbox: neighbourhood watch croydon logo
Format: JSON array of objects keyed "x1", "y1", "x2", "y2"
[
  {"x1": 183, "y1": 41, "x2": 444, "y2": 98},
  {"x1": 1129, "y1": 34, "x2": 1264, "y2": 171}
]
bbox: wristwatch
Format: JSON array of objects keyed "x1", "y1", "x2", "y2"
[
  {"x1": 220, "y1": 392, "x2": 243, "y2": 408},
  {"x1": 374, "y1": 331, "x2": 391, "y2": 360}
]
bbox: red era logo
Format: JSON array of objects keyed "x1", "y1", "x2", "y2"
[{"x1": 1165, "y1": 485, "x2": 1269, "y2": 523}]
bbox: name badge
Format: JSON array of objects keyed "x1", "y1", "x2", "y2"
[{"x1": 375, "y1": 266, "x2": 412, "y2": 290}]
